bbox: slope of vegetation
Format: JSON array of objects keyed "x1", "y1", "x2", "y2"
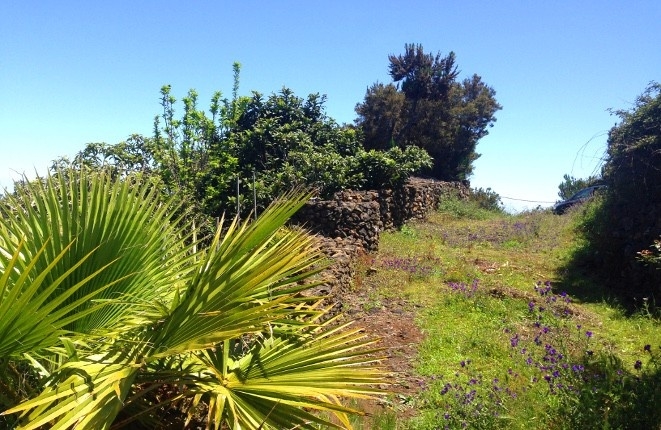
[{"x1": 351, "y1": 199, "x2": 660, "y2": 429}]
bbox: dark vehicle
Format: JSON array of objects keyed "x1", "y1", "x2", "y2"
[{"x1": 552, "y1": 185, "x2": 607, "y2": 215}]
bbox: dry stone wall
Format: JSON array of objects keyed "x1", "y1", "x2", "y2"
[
  {"x1": 293, "y1": 178, "x2": 468, "y2": 251},
  {"x1": 293, "y1": 178, "x2": 469, "y2": 308}
]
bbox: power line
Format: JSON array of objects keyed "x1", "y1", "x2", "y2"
[{"x1": 500, "y1": 196, "x2": 556, "y2": 204}]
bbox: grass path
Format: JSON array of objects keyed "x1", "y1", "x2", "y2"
[{"x1": 349, "y1": 200, "x2": 660, "y2": 429}]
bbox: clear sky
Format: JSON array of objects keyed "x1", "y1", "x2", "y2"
[{"x1": 1, "y1": 1, "x2": 659, "y2": 211}]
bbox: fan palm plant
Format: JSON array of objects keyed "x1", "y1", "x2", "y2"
[{"x1": 0, "y1": 169, "x2": 386, "y2": 429}]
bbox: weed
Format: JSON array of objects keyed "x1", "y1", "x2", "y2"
[{"x1": 400, "y1": 224, "x2": 417, "y2": 238}]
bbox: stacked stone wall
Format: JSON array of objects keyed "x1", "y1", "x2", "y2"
[
  {"x1": 293, "y1": 178, "x2": 468, "y2": 251},
  {"x1": 293, "y1": 178, "x2": 469, "y2": 308}
]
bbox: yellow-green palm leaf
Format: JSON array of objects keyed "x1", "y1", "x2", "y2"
[
  {"x1": 186, "y1": 313, "x2": 386, "y2": 430},
  {"x1": 0, "y1": 169, "x2": 196, "y2": 346},
  {"x1": 154, "y1": 196, "x2": 325, "y2": 356}
]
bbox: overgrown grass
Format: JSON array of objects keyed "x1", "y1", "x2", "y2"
[{"x1": 354, "y1": 199, "x2": 661, "y2": 429}]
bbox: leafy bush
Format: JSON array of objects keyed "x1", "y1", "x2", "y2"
[
  {"x1": 577, "y1": 82, "x2": 661, "y2": 303},
  {"x1": 353, "y1": 146, "x2": 432, "y2": 191},
  {"x1": 437, "y1": 196, "x2": 500, "y2": 220},
  {"x1": 470, "y1": 187, "x2": 504, "y2": 212}
]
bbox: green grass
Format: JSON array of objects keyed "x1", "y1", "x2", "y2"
[{"x1": 354, "y1": 200, "x2": 661, "y2": 429}]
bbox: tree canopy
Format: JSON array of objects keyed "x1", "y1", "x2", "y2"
[
  {"x1": 356, "y1": 43, "x2": 502, "y2": 181},
  {"x1": 54, "y1": 63, "x2": 432, "y2": 221}
]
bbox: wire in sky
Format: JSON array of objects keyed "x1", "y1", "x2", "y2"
[{"x1": 500, "y1": 196, "x2": 556, "y2": 204}]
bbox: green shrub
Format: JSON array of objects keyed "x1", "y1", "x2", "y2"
[
  {"x1": 573, "y1": 82, "x2": 661, "y2": 304},
  {"x1": 470, "y1": 187, "x2": 505, "y2": 212},
  {"x1": 353, "y1": 146, "x2": 432, "y2": 190}
]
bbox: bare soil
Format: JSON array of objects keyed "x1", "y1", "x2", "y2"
[{"x1": 339, "y1": 265, "x2": 426, "y2": 421}]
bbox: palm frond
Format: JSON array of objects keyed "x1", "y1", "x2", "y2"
[
  {"x1": 0, "y1": 239, "x2": 121, "y2": 357},
  {"x1": 2, "y1": 356, "x2": 140, "y2": 430},
  {"x1": 186, "y1": 315, "x2": 387, "y2": 430},
  {"x1": 0, "y1": 168, "x2": 197, "y2": 343},
  {"x1": 153, "y1": 190, "x2": 325, "y2": 356},
  {"x1": 1, "y1": 173, "x2": 389, "y2": 430}
]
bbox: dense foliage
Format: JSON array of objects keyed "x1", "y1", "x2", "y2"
[
  {"x1": 58, "y1": 63, "x2": 432, "y2": 220},
  {"x1": 355, "y1": 43, "x2": 502, "y2": 181},
  {"x1": 226, "y1": 87, "x2": 431, "y2": 214},
  {"x1": 577, "y1": 82, "x2": 661, "y2": 302}
]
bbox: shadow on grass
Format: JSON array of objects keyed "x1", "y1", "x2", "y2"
[
  {"x1": 554, "y1": 350, "x2": 661, "y2": 429},
  {"x1": 555, "y1": 240, "x2": 660, "y2": 319}
]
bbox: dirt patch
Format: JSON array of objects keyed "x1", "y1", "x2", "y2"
[{"x1": 340, "y1": 271, "x2": 426, "y2": 421}]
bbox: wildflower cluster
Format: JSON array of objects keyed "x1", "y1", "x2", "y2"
[
  {"x1": 447, "y1": 279, "x2": 479, "y2": 298},
  {"x1": 512, "y1": 282, "x2": 660, "y2": 427},
  {"x1": 432, "y1": 280, "x2": 661, "y2": 428},
  {"x1": 380, "y1": 256, "x2": 437, "y2": 278},
  {"x1": 431, "y1": 360, "x2": 514, "y2": 429}
]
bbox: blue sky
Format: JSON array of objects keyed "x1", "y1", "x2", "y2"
[{"x1": 1, "y1": 1, "x2": 659, "y2": 211}]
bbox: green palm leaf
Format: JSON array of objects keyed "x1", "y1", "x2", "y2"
[
  {"x1": 0, "y1": 239, "x2": 122, "y2": 357},
  {"x1": 0, "y1": 169, "x2": 197, "y2": 344},
  {"x1": 153, "y1": 191, "x2": 324, "y2": 356},
  {"x1": 186, "y1": 313, "x2": 386, "y2": 430}
]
